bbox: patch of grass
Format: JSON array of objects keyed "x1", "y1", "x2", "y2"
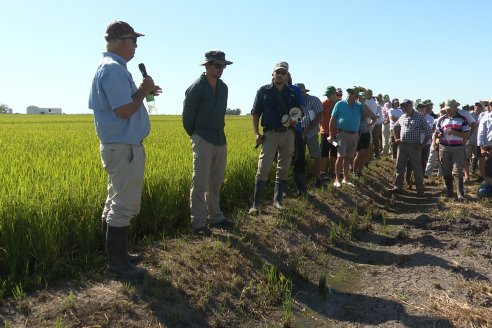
[
  {"x1": 327, "y1": 267, "x2": 351, "y2": 288},
  {"x1": 120, "y1": 282, "x2": 137, "y2": 298},
  {"x1": 463, "y1": 248, "x2": 477, "y2": 257},
  {"x1": 63, "y1": 291, "x2": 76, "y2": 310},
  {"x1": 394, "y1": 292, "x2": 409, "y2": 303},
  {"x1": 11, "y1": 283, "x2": 24, "y2": 300}
]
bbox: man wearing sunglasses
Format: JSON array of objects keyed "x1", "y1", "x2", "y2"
[
  {"x1": 183, "y1": 51, "x2": 233, "y2": 237},
  {"x1": 249, "y1": 62, "x2": 301, "y2": 214},
  {"x1": 89, "y1": 21, "x2": 161, "y2": 281}
]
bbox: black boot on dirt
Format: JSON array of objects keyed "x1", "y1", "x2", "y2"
[
  {"x1": 443, "y1": 175, "x2": 454, "y2": 198},
  {"x1": 455, "y1": 176, "x2": 465, "y2": 202},
  {"x1": 273, "y1": 180, "x2": 287, "y2": 209},
  {"x1": 249, "y1": 180, "x2": 266, "y2": 215},
  {"x1": 103, "y1": 220, "x2": 143, "y2": 264},
  {"x1": 106, "y1": 225, "x2": 146, "y2": 282}
]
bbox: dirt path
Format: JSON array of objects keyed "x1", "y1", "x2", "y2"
[{"x1": 1, "y1": 159, "x2": 491, "y2": 328}]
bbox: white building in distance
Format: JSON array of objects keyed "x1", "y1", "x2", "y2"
[{"x1": 27, "y1": 105, "x2": 62, "y2": 114}]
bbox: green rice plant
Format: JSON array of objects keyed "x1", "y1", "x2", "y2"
[
  {"x1": 11, "y1": 283, "x2": 24, "y2": 300},
  {"x1": 256, "y1": 263, "x2": 292, "y2": 310},
  {"x1": 0, "y1": 115, "x2": 261, "y2": 296}
]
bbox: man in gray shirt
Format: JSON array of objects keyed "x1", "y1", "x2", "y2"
[{"x1": 183, "y1": 51, "x2": 233, "y2": 237}]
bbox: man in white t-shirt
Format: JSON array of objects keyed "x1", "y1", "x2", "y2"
[
  {"x1": 389, "y1": 98, "x2": 403, "y2": 160},
  {"x1": 381, "y1": 94, "x2": 392, "y2": 156}
]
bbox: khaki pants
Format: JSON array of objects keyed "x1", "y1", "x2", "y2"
[
  {"x1": 382, "y1": 123, "x2": 390, "y2": 156},
  {"x1": 439, "y1": 145, "x2": 465, "y2": 178},
  {"x1": 256, "y1": 129, "x2": 295, "y2": 181},
  {"x1": 190, "y1": 134, "x2": 227, "y2": 230},
  {"x1": 100, "y1": 143, "x2": 146, "y2": 228},
  {"x1": 394, "y1": 143, "x2": 424, "y2": 193}
]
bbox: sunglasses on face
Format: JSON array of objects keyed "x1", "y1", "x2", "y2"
[
  {"x1": 119, "y1": 36, "x2": 137, "y2": 44},
  {"x1": 336, "y1": 93, "x2": 343, "y2": 96},
  {"x1": 213, "y1": 63, "x2": 226, "y2": 70},
  {"x1": 275, "y1": 70, "x2": 287, "y2": 75}
]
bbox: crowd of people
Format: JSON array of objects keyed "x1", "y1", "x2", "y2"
[{"x1": 89, "y1": 20, "x2": 492, "y2": 281}]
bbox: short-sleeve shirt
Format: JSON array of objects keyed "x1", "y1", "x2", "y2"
[
  {"x1": 435, "y1": 112, "x2": 471, "y2": 147},
  {"x1": 320, "y1": 98, "x2": 337, "y2": 134},
  {"x1": 251, "y1": 84, "x2": 300, "y2": 130},
  {"x1": 396, "y1": 110, "x2": 432, "y2": 144},
  {"x1": 389, "y1": 107, "x2": 403, "y2": 129},
  {"x1": 300, "y1": 94, "x2": 323, "y2": 139},
  {"x1": 331, "y1": 100, "x2": 364, "y2": 132},
  {"x1": 477, "y1": 111, "x2": 492, "y2": 147},
  {"x1": 88, "y1": 52, "x2": 150, "y2": 144}
]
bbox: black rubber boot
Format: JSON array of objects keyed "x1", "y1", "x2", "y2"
[
  {"x1": 471, "y1": 157, "x2": 478, "y2": 176},
  {"x1": 102, "y1": 220, "x2": 142, "y2": 264},
  {"x1": 106, "y1": 225, "x2": 145, "y2": 281},
  {"x1": 273, "y1": 180, "x2": 287, "y2": 209},
  {"x1": 455, "y1": 176, "x2": 465, "y2": 201},
  {"x1": 249, "y1": 180, "x2": 266, "y2": 215},
  {"x1": 443, "y1": 175, "x2": 454, "y2": 197},
  {"x1": 294, "y1": 173, "x2": 307, "y2": 197}
]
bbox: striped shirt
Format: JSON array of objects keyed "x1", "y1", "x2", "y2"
[
  {"x1": 435, "y1": 112, "x2": 470, "y2": 147},
  {"x1": 301, "y1": 94, "x2": 323, "y2": 139},
  {"x1": 396, "y1": 110, "x2": 432, "y2": 144}
]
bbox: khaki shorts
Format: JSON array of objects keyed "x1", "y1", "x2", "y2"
[
  {"x1": 305, "y1": 135, "x2": 321, "y2": 159},
  {"x1": 337, "y1": 131, "x2": 359, "y2": 158}
]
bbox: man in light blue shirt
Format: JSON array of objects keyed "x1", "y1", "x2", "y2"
[{"x1": 88, "y1": 20, "x2": 161, "y2": 281}]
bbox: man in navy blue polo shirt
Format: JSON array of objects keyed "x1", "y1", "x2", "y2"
[
  {"x1": 249, "y1": 62, "x2": 301, "y2": 214},
  {"x1": 89, "y1": 21, "x2": 161, "y2": 281}
]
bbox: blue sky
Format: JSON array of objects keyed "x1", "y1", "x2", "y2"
[{"x1": 1, "y1": 0, "x2": 490, "y2": 115}]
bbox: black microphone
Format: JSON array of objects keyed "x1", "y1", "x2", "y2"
[
  {"x1": 138, "y1": 63, "x2": 156, "y2": 96},
  {"x1": 138, "y1": 63, "x2": 148, "y2": 78}
]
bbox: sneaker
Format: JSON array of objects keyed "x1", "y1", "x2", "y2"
[
  {"x1": 273, "y1": 201, "x2": 284, "y2": 210},
  {"x1": 315, "y1": 179, "x2": 323, "y2": 188},
  {"x1": 388, "y1": 187, "x2": 402, "y2": 194},
  {"x1": 333, "y1": 180, "x2": 342, "y2": 188},
  {"x1": 209, "y1": 218, "x2": 234, "y2": 229},
  {"x1": 248, "y1": 206, "x2": 259, "y2": 215},
  {"x1": 193, "y1": 226, "x2": 212, "y2": 237},
  {"x1": 342, "y1": 180, "x2": 354, "y2": 187}
]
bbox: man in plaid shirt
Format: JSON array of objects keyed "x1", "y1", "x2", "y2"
[{"x1": 389, "y1": 99, "x2": 432, "y2": 197}]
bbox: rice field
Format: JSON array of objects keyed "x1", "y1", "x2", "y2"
[{"x1": 0, "y1": 114, "x2": 259, "y2": 297}]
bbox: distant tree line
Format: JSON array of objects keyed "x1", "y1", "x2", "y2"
[
  {"x1": 226, "y1": 108, "x2": 241, "y2": 115},
  {"x1": 0, "y1": 104, "x2": 12, "y2": 114}
]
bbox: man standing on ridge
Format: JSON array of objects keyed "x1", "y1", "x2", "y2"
[
  {"x1": 329, "y1": 86, "x2": 376, "y2": 187},
  {"x1": 89, "y1": 21, "x2": 161, "y2": 281},
  {"x1": 249, "y1": 62, "x2": 300, "y2": 214},
  {"x1": 389, "y1": 99, "x2": 432, "y2": 197},
  {"x1": 320, "y1": 86, "x2": 339, "y2": 178},
  {"x1": 183, "y1": 51, "x2": 234, "y2": 237}
]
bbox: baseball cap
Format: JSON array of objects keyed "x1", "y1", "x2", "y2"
[
  {"x1": 324, "y1": 85, "x2": 337, "y2": 96},
  {"x1": 104, "y1": 21, "x2": 144, "y2": 41},
  {"x1": 295, "y1": 83, "x2": 310, "y2": 92},
  {"x1": 346, "y1": 86, "x2": 360, "y2": 94},
  {"x1": 273, "y1": 61, "x2": 289, "y2": 72}
]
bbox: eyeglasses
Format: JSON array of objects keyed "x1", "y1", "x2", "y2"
[
  {"x1": 336, "y1": 93, "x2": 343, "y2": 96},
  {"x1": 275, "y1": 70, "x2": 287, "y2": 75},
  {"x1": 213, "y1": 63, "x2": 226, "y2": 70},
  {"x1": 119, "y1": 36, "x2": 137, "y2": 44}
]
